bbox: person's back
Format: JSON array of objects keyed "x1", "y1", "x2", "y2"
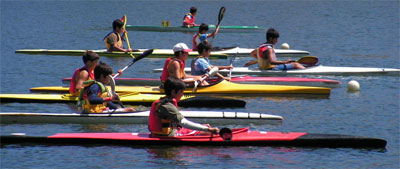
[
  {"x1": 69, "y1": 51, "x2": 99, "y2": 96},
  {"x1": 104, "y1": 19, "x2": 133, "y2": 53},
  {"x1": 183, "y1": 7, "x2": 198, "y2": 27},
  {"x1": 149, "y1": 76, "x2": 218, "y2": 136}
]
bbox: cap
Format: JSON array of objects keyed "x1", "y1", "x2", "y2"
[{"x1": 173, "y1": 43, "x2": 193, "y2": 53}]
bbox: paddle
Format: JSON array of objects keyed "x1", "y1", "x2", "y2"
[
  {"x1": 228, "y1": 50, "x2": 238, "y2": 80},
  {"x1": 109, "y1": 49, "x2": 154, "y2": 106},
  {"x1": 192, "y1": 67, "x2": 219, "y2": 92},
  {"x1": 121, "y1": 15, "x2": 134, "y2": 58},
  {"x1": 219, "y1": 127, "x2": 232, "y2": 141},
  {"x1": 244, "y1": 56, "x2": 319, "y2": 67},
  {"x1": 211, "y1": 7, "x2": 226, "y2": 43}
]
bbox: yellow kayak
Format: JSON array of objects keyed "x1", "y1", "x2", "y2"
[
  {"x1": 30, "y1": 80, "x2": 330, "y2": 95},
  {"x1": 0, "y1": 93, "x2": 246, "y2": 108}
]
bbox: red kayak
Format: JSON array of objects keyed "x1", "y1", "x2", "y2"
[
  {"x1": 1, "y1": 128, "x2": 385, "y2": 148},
  {"x1": 62, "y1": 75, "x2": 341, "y2": 88}
]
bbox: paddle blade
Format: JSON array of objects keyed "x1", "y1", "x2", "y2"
[
  {"x1": 133, "y1": 49, "x2": 153, "y2": 63},
  {"x1": 297, "y1": 56, "x2": 319, "y2": 66},
  {"x1": 217, "y1": 7, "x2": 226, "y2": 25},
  {"x1": 121, "y1": 15, "x2": 127, "y2": 25},
  {"x1": 219, "y1": 127, "x2": 232, "y2": 141}
]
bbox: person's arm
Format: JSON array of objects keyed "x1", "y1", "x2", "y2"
[
  {"x1": 169, "y1": 60, "x2": 203, "y2": 82},
  {"x1": 75, "y1": 70, "x2": 89, "y2": 93},
  {"x1": 107, "y1": 34, "x2": 132, "y2": 53},
  {"x1": 159, "y1": 103, "x2": 218, "y2": 134},
  {"x1": 208, "y1": 24, "x2": 220, "y2": 37},
  {"x1": 87, "y1": 84, "x2": 112, "y2": 104},
  {"x1": 265, "y1": 49, "x2": 290, "y2": 65}
]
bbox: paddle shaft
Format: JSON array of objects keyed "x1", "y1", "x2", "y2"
[{"x1": 122, "y1": 15, "x2": 134, "y2": 58}]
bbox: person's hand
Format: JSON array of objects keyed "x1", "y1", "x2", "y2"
[
  {"x1": 117, "y1": 69, "x2": 123, "y2": 77},
  {"x1": 285, "y1": 59, "x2": 292, "y2": 64},
  {"x1": 208, "y1": 127, "x2": 219, "y2": 134},
  {"x1": 227, "y1": 65, "x2": 233, "y2": 70},
  {"x1": 124, "y1": 107, "x2": 136, "y2": 112},
  {"x1": 126, "y1": 48, "x2": 133, "y2": 53}
]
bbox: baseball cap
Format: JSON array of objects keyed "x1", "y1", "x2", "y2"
[{"x1": 173, "y1": 43, "x2": 193, "y2": 53}]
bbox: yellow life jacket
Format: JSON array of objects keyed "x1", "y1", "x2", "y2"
[
  {"x1": 78, "y1": 80, "x2": 111, "y2": 113},
  {"x1": 104, "y1": 32, "x2": 123, "y2": 52}
]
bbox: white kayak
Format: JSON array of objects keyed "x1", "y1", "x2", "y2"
[
  {"x1": 154, "y1": 65, "x2": 400, "y2": 76},
  {"x1": 0, "y1": 111, "x2": 283, "y2": 125},
  {"x1": 210, "y1": 47, "x2": 310, "y2": 57}
]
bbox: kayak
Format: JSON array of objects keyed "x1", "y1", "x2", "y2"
[
  {"x1": 0, "y1": 128, "x2": 386, "y2": 148},
  {"x1": 15, "y1": 49, "x2": 228, "y2": 59},
  {"x1": 210, "y1": 47, "x2": 310, "y2": 57},
  {"x1": 154, "y1": 65, "x2": 400, "y2": 76},
  {"x1": 62, "y1": 75, "x2": 341, "y2": 88},
  {"x1": 30, "y1": 80, "x2": 331, "y2": 95},
  {"x1": 125, "y1": 24, "x2": 266, "y2": 33},
  {"x1": 0, "y1": 93, "x2": 246, "y2": 108},
  {"x1": 15, "y1": 47, "x2": 309, "y2": 58},
  {"x1": 0, "y1": 111, "x2": 282, "y2": 124}
]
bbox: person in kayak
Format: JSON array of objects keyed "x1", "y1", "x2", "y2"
[
  {"x1": 149, "y1": 76, "x2": 219, "y2": 136},
  {"x1": 183, "y1": 6, "x2": 199, "y2": 27},
  {"x1": 78, "y1": 61, "x2": 135, "y2": 113},
  {"x1": 160, "y1": 43, "x2": 208, "y2": 86},
  {"x1": 250, "y1": 28, "x2": 305, "y2": 70},
  {"x1": 69, "y1": 51, "x2": 100, "y2": 96},
  {"x1": 191, "y1": 41, "x2": 232, "y2": 80},
  {"x1": 104, "y1": 19, "x2": 133, "y2": 53},
  {"x1": 192, "y1": 23, "x2": 220, "y2": 51}
]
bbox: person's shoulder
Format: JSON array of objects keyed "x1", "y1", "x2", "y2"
[{"x1": 159, "y1": 102, "x2": 179, "y2": 114}]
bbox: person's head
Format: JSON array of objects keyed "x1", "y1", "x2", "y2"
[
  {"x1": 82, "y1": 51, "x2": 100, "y2": 70},
  {"x1": 112, "y1": 19, "x2": 124, "y2": 33},
  {"x1": 94, "y1": 61, "x2": 113, "y2": 84},
  {"x1": 173, "y1": 43, "x2": 193, "y2": 60},
  {"x1": 199, "y1": 23, "x2": 209, "y2": 33},
  {"x1": 197, "y1": 41, "x2": 213, "y2": 56},
  {"x1": 163, "y1": 76, "x2": 186, "y2": 100},
  {"x1": 266, "y1": 28, "x2": 279, "y2": 44},
  {"x1": 190, "y1": 7, "x2": 197, "y2": 15}
]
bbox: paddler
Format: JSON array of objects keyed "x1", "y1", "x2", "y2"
[
  {"x1": 183, "y1": 7, "x2": 199, "y2": 27},
  {"x1": 160, "y1": 43, "x2": 208, "y2": 86},
  {"x1": 191, "y1": 41, "x2": 232, "y2": 80},
  {"x1": 250, "y1": 28, "x2": 305, "y2": 70},
  {"x1": 78, "y1": 61, "x2": 135, "y2": 113},
  {"x1": 104, "y1": 19, "x2": 133, "y2": 53},
  {"x1": 149, "y1": 76, "x2": 219, "y2": 136},
  {"x1": 69, "y1": 51, "x2": 99, "y2": 96},
  {"x1": 192, "y1": 23, "x2": 220, "y2": 51}
]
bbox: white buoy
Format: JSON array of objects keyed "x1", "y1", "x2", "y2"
[
  {"x1": 347, "y1": 80, "x2": 360, "y2": 91},
  {"x1": 281, "y1": 43, "x2": 290, "y2": 49}
]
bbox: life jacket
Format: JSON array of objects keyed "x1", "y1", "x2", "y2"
[
  {"x1": 148, "y1": 98, "x2": 179, "y2": 135},
  {"x1": 103, "y1": 31, "x2": 123, "y2": 52},
  {"x1": 183, "y1": 13, "x2": 195, "y2": 27},
  {"x1": 192, "y1": 33, "x2": 208, "y2": 51},
  {"x1": 160, "y1": 57, "x2": 185, "y2": 83},
  {"x1": 78, "y1": 80, "x2": 110, "y2": 113},
  {"x1": 69, "y1": 67, "x2": 95, "y2": 96},
  {"x1": 256, "y1": 43, "x2": 276, "y2": 70}
]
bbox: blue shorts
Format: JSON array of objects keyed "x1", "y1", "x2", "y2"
[{"x1": 273, "y1": 64, "x2": 294, "y2": 70}]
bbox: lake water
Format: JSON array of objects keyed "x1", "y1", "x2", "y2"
[{"x1": 1, "y1": 0, "x2": 399, "y2": 168}]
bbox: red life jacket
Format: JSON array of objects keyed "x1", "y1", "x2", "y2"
[
  {"x1": 256, "y1": 43, "x2": 276, "y2": 70},
  {"x1": 183, "y1": 13, "x2": 195, "y2": 26},
  {"x1": 69, "y1": 67, "x2": 95, "y2": 95},
  {"x1": 148, "y1": 98, "x2": 178, "y2": 135},
  {"x1": 160, "y1": 57, "x2": 185, "y2": 83}
]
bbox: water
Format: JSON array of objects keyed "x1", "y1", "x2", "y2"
[{"x1": 1, "y1": 0, "x2": 399, "y2": 168}]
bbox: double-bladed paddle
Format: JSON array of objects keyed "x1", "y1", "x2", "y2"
[
  {"x1": 109, "y1": 49, "x2": 154, "y2": 106},
  {"x1": 121, "y1": 15, "x2": 134, "y2": 58},
  {"x1": 211, "y1": 7, "x2": 226, "y2": 44},
  {"x1": 244, "y1": 56, "x2": 319, "y2": 67}
]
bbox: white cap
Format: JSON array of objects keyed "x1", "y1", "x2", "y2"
[{"x1": 173, "y1": 43, "x2": 193, "y2": 53}]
